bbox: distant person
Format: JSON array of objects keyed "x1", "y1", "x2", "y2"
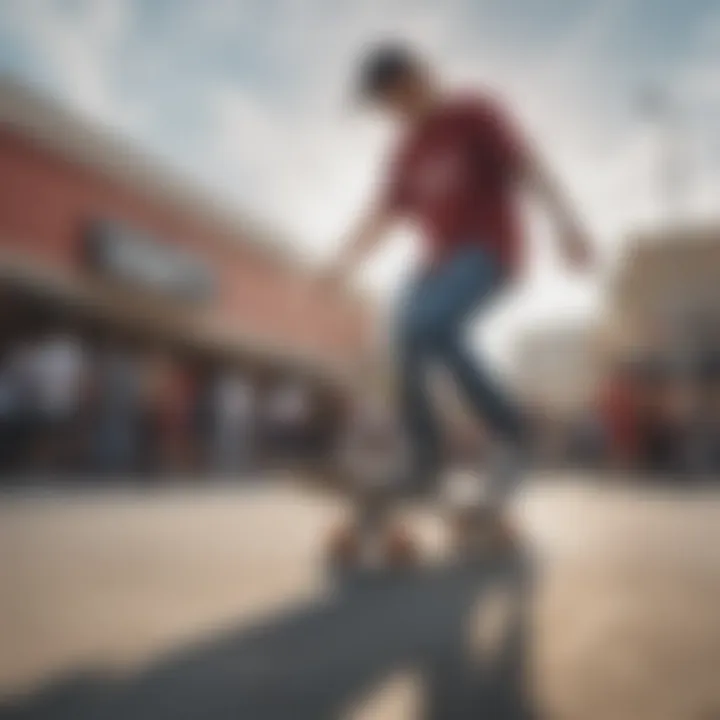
[
  {"x1": 325, "y1": 43, "x2": 593, "y2": 541},
  {"x1": 572, "y1": 408, "x2": 606, "y2": 468},
  {"x1": 192, "y1": 368, "x2": 216, "y2": 472},
  {"x1": 266, "y1": 382, "x2": 310, "y2": 463},
  {"x1": 143, "y1": 356, "x2": 191, "y2": 476},
  {"x1": 0, "y1": 352, "x2": 15, "y2": 472},
  {"x1": 25, "y1": 331, "x2": 87, "y2": 474},
  {"x1": 0, "y1": 344, "x2": 32, "y2": 474},
  {"x1": 710, "y1": 366, "x2": 720, "y2": 474},
  {"x1": 91, "y1": 344, "x2": 142, "y2": 475},
  {"x1": 212, "y1": 372, "x2": 255, "y2": 475}
]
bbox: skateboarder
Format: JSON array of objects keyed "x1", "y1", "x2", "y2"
[{"x1": 325, "y1": 42, "x2": 593, "y2": 547}]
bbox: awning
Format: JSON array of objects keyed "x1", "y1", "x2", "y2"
[{"x1": 0, "y1": 249, "x2": 352, "y2": 389}]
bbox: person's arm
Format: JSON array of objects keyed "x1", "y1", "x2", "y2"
[
  {"x1": 327, "y1": 203, "x2": 396, "y2": 283},
  {"x1": 472, "y1": 96, "x2": 593, "y2": 269},
  {"x1": 522, "y1": 149, "x2": 594, "y2": 269}
]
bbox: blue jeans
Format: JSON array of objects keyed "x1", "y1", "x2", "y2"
[{"x1": 397, "y1": 245, "x2": 523, "y2": 483}]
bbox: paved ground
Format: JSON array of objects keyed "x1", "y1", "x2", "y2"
[{"x1": 0, "y1": 476, "x2": 719, "y2": 719}]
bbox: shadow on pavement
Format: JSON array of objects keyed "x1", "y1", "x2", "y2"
[{"x1": 1, "y1": 554, "x2": 535, "y2": 720}]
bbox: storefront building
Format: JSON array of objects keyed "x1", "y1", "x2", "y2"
[
  {"x1": 0, "y1": 79, "x2": 370, "y2": 475},
  {"x1": 601, "y1": 224, "x2": 720, "y2": 473}
]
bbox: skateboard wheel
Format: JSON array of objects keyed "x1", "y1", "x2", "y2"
[
  {"x1": 326, "y1": 523, "x2": 361, "y2": 567},
  {"x1": 384, "y1": 526, "x2": 419, "y2": 567}
]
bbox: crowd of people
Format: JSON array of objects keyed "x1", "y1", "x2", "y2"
[
  {"x1": 599, "y1": 357, "x2": 720, "y2": 476},
  {"x1": 551, "y1": 356, "x2": 720, "y2": 477},
  {"x1": 1, "y1": 321, "x2": 719, "y2": 484},
  {"x1": 0, "y1": 326, "x2": 334, "y2": 481}
]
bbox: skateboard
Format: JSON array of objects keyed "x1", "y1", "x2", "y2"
[
  {"x1": 324, "y1": 455, "x2": 517, "y2": 582},
  {"x1": 325, "y1": 478, "x2": 418, "y2": 579},
  {"x1": 323, "y1": 392, "x2": 520, "y2": 581}
]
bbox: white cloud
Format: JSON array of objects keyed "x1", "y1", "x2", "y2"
[
  {"x1": 2, "y1": 0, "x2": 719, "y2": 363},
  {"x1": 3, "y1": 0, "x2": 141, "y2": 129}
]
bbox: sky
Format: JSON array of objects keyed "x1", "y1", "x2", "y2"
[{"x1": 1, "y1": 0, "x2": 719, "y2": 362}]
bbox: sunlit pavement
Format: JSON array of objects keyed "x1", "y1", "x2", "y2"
[{"x1": 1, "y1": 474, "x2": 719, "y2": 719}]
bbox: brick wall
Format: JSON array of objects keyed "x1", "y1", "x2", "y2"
[{"x1": 0, "y1": 127, "x2": 369, "y2": 366}]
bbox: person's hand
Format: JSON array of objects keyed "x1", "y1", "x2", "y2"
[{"x1": 560, "y1": 222, "x2": 594, "y2": 271}]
